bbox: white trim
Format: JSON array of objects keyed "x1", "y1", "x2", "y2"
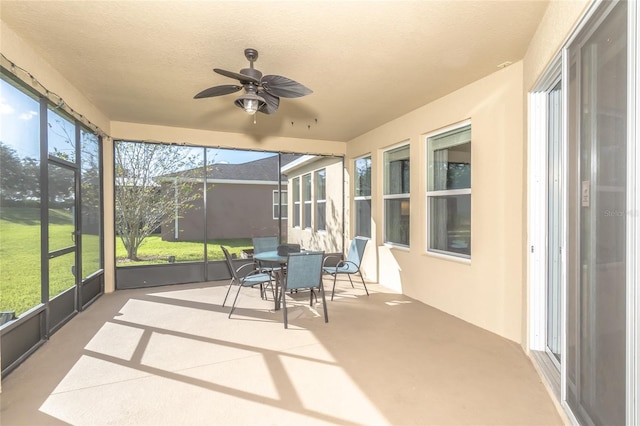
[
  {"x1": 206, "y1": 179, "x2": 284, "y2": 185},
  {"x1": 292, "y1": 176, "x2": 301, "y2": 228},
  {"x1": 353, "y1": 155, "x2": 372, "y2": 238},
  {"x1": 272, "y1": 189, "x2": 288, "y2": 220},
  {"x1": 157, "y1": 178, "x2": 284, "y2": 185},
  {"x1": 425, "y1": 123, "x2": 472, "y2": 258},
  {"x1": 425, "y1": 250, "x2": 471, "y2": 265},
  {"x1": 354, "y1": 153, "x2": 372, "y2": 161},
  {"x1": 382, "y1": 242, "x2": 410, "y2": 251},
  {"x1": 559, "y1": 45, "x2": 570, "y2": 411},
  {"x1": 382, "y1": 141, "x2": 411, "y2": 247},
  {"x1": 425, "y1": 188, "x2": 470, "y2": 197},
  {"x1": 628, "y1": 1, "x2": 639, "y2": 424},
  {"x1": 527, "y1": 90, "x2": 549, "y2": 352},
  {"x1": 281, "y1": 155, "x2": 318, "y2": 173},
  {"x1": 315, "y1": 169, "x2": 326, "y2": 231},
  {"x1": 424, "y1": 119, "x2": 472, "y2": 140}
]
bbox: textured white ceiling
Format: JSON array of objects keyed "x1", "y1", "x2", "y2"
[{"x1": 0, "y1": 1, "x2": 548, "y2": 142}]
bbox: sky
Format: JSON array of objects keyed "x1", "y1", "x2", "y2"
[
  {"x1": 1, "y1": 77, "x2": 276, "y2": 165},
  {"x1": 206, "y1": 149, "x2": 274, "y2": 165},
  {"x1": 0, "y1": 77, "x2": 41, "y2": 159}
]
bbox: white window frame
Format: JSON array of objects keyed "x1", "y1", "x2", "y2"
[
  {"x1": 382, "y1": 142, "x2": 410, "y2": 248},
  {"x1": 315, "y1": 169, "x2": 326, "y2": 232},
  {"x1": 354, "y1": 155, "x2": 372, "y2": 238},
  {"x1": 272, "y1": 189, "x2": 287, "y2": 220},
  {"x1": 302, "y1": 173, "x2": 312, "y2": 230},
  {"x1": 292, "y1": 177, "x2": 300, "y2": 228},
  {"x1": 425, "y1": 121, "x2": 471, "y2": 260}
]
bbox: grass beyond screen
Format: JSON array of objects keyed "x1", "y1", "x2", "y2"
[{"x1": 1, "y1": 207, "x2": 252, "y2": 316}]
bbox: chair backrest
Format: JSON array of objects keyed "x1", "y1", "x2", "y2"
[
  {"x1": 285, "y1": 251, "x2": 324, "y2": 290},
  {"x1": 277, "y1": 243, "x2": 301, "y2": 256},
  {"x1": 220, "y1": 246, "x2": 239, "y2": 281},
  {"x1": 252, "y1": 236, "x2": 279, "y2": 254},
  {"x1": 346, "y1": 237, "x2": 368, "y2": 267}
]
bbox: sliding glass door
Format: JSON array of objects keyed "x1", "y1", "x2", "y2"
[{"x1": 566, "y1": 2, "x2": 627, "y2": 424}]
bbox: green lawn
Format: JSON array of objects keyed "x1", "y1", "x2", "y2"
[
  {"x1": 115, "y1": 235, "x2": 252, "y2": 265},
  {"x1": 1, "y1": 206, "x2": 252, "y2": 316},
  {"x1": 1, "y1": 207, "x2": 43, "y2": 316}
]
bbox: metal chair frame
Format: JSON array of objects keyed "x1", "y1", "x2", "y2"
[
  {"x1": 322, "y1": 236, "x2": 369, "y2": 300},
  {"x1": 281, "y1": 251, "x2": 327, "y2": 329},
  {"x1": 221, "y1": 246, "x2": 275, "y2": 318}
]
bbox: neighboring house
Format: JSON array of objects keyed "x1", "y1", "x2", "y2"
[
  {"x1": 281, "y1": 155, "x2": 344, "y2": 254},
  {"x1": 162, "y1": 153, "x2": 300, "y2": 241}
]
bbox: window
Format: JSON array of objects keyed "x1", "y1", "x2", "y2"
[
  {"x1": 292, "y1": 177, "x2": 300, "y2": 227},
  {"x1": 426, "y1": 124, "x2": 471, "y2": 258},
  {"x1": 302, "y1": 173, "x2": 312, "y2": 229},
  {"x1": 272, "y1": 190, "x2": 287, "y2": 219},
  {"x1": 315, "y1": 169, "x2": 326, "y2": 231},
  {"x1": 383, "y1": 144, "x2": 410, "y2": 246},
  {"x1": 354, "y1": 156, "x2": 371, "y2": 238}
]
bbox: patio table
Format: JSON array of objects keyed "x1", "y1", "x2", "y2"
[{"x1": 253, "y1": 250, "x2": 287, "y2": 310}]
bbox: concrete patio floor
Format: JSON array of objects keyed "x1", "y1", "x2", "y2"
[{"x1": 0, "y1": 279, "x2": 563, "y2": 425}]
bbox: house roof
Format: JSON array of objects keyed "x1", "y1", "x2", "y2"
[
  {"x1": 164, "y1": 153, "x2": 302, "y2": 183},
  {"x1": 0, "y1": 1, "x2": 549, "y2": 142},
  {"x1": 207, "y1": 153, "x2": 302, "y2": 182}
]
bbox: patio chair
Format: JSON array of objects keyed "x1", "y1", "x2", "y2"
[
  {"x1": 252, "y1": 236, "x2": 283, "y2": 276},
  {"x1": 281, "y1": 251, "x2": 327, "y2": 329},
  {"x1": 221, "y1": 246, "x2": 275, "y2": 319},
  {"x1": 322, "y1": 236, "x2": 369, "y2": 301},
  {"x1": 252, "y1": 236, "x2": 279, "y2": 254}
]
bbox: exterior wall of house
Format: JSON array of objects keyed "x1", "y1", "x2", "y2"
[
  {"x1": 286, "y1": 157, "x2": 344, "y2": 253},
  {"x1": 346, "y1": 61, "x2": 526, "y2": 343},
  {"x1": 161, "y1": 182, "x2": 286, "y2": 241}
]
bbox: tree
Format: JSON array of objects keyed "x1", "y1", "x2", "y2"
[
  {"x1": 115, "y1": 141, "x2": 203, "y2": 260},
  {"x1": 0, "y1": 141, "x2": 40, "y2": 205}
]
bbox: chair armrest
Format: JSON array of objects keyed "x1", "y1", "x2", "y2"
[
  {"x1": 341, "y1": 260, "x2": 360, "y2": 270},
  {"x1": 235, "y1": 262, "x2": 260, "y2": 276},
  {"x1": 322, "y1": 254, "x2": 342, "y2": 267}
]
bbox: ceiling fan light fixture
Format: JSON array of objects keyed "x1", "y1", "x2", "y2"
[{"x1": 234, "y1": 92, "x2": 266, "y2": 115}]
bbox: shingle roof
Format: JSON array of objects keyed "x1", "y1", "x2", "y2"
[
  {"x1": 209, "y1": 153, "x2": 300, "y2": 181},
  {"x1": 166, "y1": 153, "x2": 301, "y2": 182}
]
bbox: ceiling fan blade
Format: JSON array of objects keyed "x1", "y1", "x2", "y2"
[
  {"x1": 261, "y1": 75, "x2": 313, "y2": 98},
  {"x1": 257, "y1": 90, "x2": 279, "y2": 115},
  {"x1": 193, "y1": 85, "x2": 242, "y2": 99},
  {"x1": 214, "y1": 68, "x2": 260, "y2": 84}
]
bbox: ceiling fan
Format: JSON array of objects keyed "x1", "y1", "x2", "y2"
[{"x1": 194, "y1": 48, "x2": 312, "y2": 116}]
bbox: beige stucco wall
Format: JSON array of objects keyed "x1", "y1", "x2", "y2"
[
  {"x1": 346, "y1": 61, "x2": 526, "y2": 343},
  {"x1": 523, "y1": 0, "x2": 591, "y2": 92}
]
